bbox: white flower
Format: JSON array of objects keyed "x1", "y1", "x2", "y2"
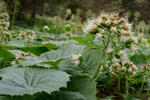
[
  {"x1": 71, "y1": 54, "x2": 82, "y2": 66},
  {"x1": 130, "y1": 45, "x2": 136, "y2": 51},
  {"x1": 121, "y1": 67, "x2": 126, "y2": 72},
  {"x1": 96, "y1": 33, "x2": 102, "y2": 41},
  {"x1": 77, "y1": 54, "x2": 82, "y2": 57},
  {"x1": 72, "y1": 55, "x2": 80, "y2": 61},
  {"x1": 126, "y1": 60, "x2": 133, "y2": 66},
  {"x1": 100, "y1": 13, "x2": 108, "y2": 19},
  {"x1": 19, "y1": 52, "x2": 25, "y2": 56},
  {"x1": 120, "y1": 17, "x2": 126, "y2": 23},
  {"x1": 130, "y1": 37, "x2": 136, "y2": 43},
  {"x1": 74, "y1": 60, "x2": 80, "y2": 66},
  {"x1": 83, "y1": 19, "x2": 97, "y2": 34},
  {"x1": 11, "y1": 61, "x2": 16, "y2": 65},
  {"x1": 105, "y1": 19, "x2": 111, "y2": 26},
  {"x1": 106, "y1": 48, "x2": 114, "y2": 54},
  {"x1": 133, "y1": 71, "x2": 136, "y2": 75},
  {"x1": 112, "y1": 20, "x2": 118, "y2": 25},
  {"x1": 120, "y1": 29, "x2": 126, "y2": 36},
  {"x1": 96, "y1": 17, "x2": 103, "y2": 25},
  {"x1": 132, "y1": 65, "x2": 138, "y2": 71},
  {"x1": 120, "y1": 56, "x2": 125, "y2": 62},
  {"x1": 16, "y1": 56, "x2": 22, "y2": 60},
  {"x1": 118, "y1": 50, "x2": 125, "y2": 56},
  {"x1": 43, "y1": 26, "x2": 50, "y2": 30},
  {"x1": 126, "y1": 31, "x2": 131, "y2": 36},
  {"x1": 128, "y1": 67, "x2": 133, "y2": 72},
  {"x1": 124, "y1": 23, "x2": 132, "y2": 31},
  {"x1": 112, "y1": 57, "x2": 120, "y2": 64},
  {"x1": 111, "y1": 27, "x2": 117, "y2": 33}
]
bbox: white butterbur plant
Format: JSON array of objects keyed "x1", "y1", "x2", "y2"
[
  {"x1": 19, "y1": 30, "x2": 35, "y2": 42},
  {"x1": 83, "y1": 12, "x2": 138, "y2": 79},
  {"x1": 71, "y1": 54, "x2": 82, "y2": 66},
  {"x1": 0, "y1": 12, "x2": 11, "y2": 45},
  {"x1": 83, "y1": 12, "x2": 148, "y2": 98}
]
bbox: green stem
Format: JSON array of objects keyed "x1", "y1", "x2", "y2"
[
  {"x1": 92, "y1": 32, "x2": 110, "y2": 79},
  {"x1": 126, "y1": 75, "x2": 129, "y2": 96},
  {"x1": 92, "y1": 62, "x2": 102, "y2": 79},
  {"x1": 139, "y1": 75, "x2": 146, "y2": 94},
  {"x1": 117, "y1": 76, "x2": 120, "y2": 91},
  {"x1": 147, "y1": 88, "x2": 150, "y2": 98}
]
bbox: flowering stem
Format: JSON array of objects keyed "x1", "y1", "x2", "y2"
[{"x1": 92, "y1": 32, "x2": 110, "y2": 79}]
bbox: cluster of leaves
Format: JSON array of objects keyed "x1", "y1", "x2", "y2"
[
  {"x1": 0, "y1": 12, "x2": 98, "y2": 100},
  {"x1": 0, "y1": 11, "x2": 150, "y2": 100}
]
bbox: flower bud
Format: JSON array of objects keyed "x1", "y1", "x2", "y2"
[
  {"x1": 128, "y1": 67, "x2": 133, "y2": 72},
  {"x1": 112, "y1": 20, "x2": 118, "y2": 25},
  {"x1": 130, "y1": 37, "x2": 136, "y2": 43},
  {"x1": 11, "y1": 61, "x2": 16, "y2": 65},
  {"x1": 121, "y1": 67, "x2": 126, "y2": 72},
  {"x1": 97, "y1": 18, "x2": 103, "y2": 25},
  {"x1": 120, "y1": 18, "x2": 126, "y2": 23},
  {"x1": 105, "y1": 19, "x2": 111, "y2": 26},
  {"x1": 100, "y1": 13, "x2": 108, "y2": 19},
  {"x1": 111, "y1": 27, "x2": 117, "y2": 33},
  {"x1": 106, "y1": 48, "x2": 114, "y2": 54},
  {"x1": 96, "y1": 33, "x2": 102, "y2": 41},
  {"x1": 118, "y1": 50, "x2": 125, "y2": 56}
]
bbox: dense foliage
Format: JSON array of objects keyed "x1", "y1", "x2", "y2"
[{"x1": 0, "y1": 10, "x2": 150, "y2": 100}]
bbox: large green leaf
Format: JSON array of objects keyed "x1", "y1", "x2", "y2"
[
  {"x1": 6, "y1": 40, "x2": 58, "y2": 55},
  {"x1": 0, "y1": 67, "x2": 70, "y2": 96},
  {"x1": 82, "y1": 48, "x2": 103, "y2": 73},
  {"x1": 130, "y1": 54, "x2": 147, "y2": 67},
  {"x1": 67, "y1": 77, "x2": 97, "y2": 100},
  {"x1": 58, "y1": 58, "x2": 83, "y2": 75},
  {"x1": 0, "y1": 92, "x2": 86, "y2": 100},
  {"x1": 21, "y1": 41, "x2": 84, "y2": 67},
  {"x1": 0, "y1": 47, "x2": 15, "y2": 59},
  {"x1": 49, "y1": 91, "x2": 87, "y2": 100}
]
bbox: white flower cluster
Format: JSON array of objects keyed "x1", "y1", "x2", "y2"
[
  {"x1": 71, "y1": 54, "x2": 82, "y2": 66},
  {"x1": 83, "y1": 12, "x2": 137, "y2": 51},
  {"x1": 43, "y1": 26, "x2": 50, "y2": 30},
  {"x1": 11, "y1": 52, "x2": 35, "y2": 65},
  {"x1": 0, "y1": 12, "x2": 9, "y2": 29},
  {"x1": 0, "y1": 12, "x2": 11, "y2": 44},
  {"x1": 19, "y1": 30, "x2": 35, "y2": 42},
  {"x1": 106, "y1": 48, "x2": 114, "y2": 54},
  {"x1": 110, "y1": 50, "x2": 138, "y2": 75}
]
